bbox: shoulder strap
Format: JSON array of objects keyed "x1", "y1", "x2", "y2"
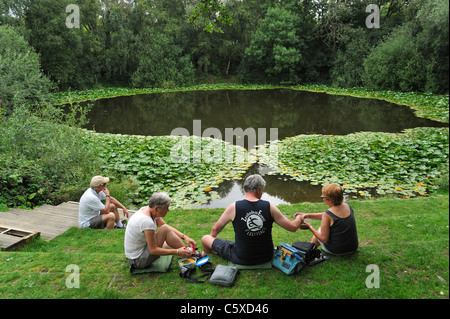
[
  {"x1": 182, "y1": 262, "x2": 215, "y2": 284},
  {"x1": 325, "y1": 209, "x2": 339, "y2": 221}
]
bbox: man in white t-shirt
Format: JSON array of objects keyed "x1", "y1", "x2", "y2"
[
  {"x1": 124, "y1": 192, "x2": 195, "y2": 269},
  {"x1": 78, "y1": 175, "x2": 129, "y2": 229}
]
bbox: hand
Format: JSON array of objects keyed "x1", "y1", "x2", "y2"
[
  {"x1": 185, "y1": 236, "x2": 197, "y2": 249},
  {"x1": 103, "y1": 188, "x2": 110, "y2": 196},
  {"x1": 299, "y1": 221, "x2": 311, "y2": 230},
  {"x1": 123, "y1": 208, "x2": 129, "y2": 218},
  {"x1": 178, "y1": 247, "x2": 192, "y2": 258}
]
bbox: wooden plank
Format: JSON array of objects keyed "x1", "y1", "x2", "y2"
[
  {"x1": 0, "y1": 202, "x2": 135, "y2": 244},
  {"x1": 0, "y1": 226, "x2": 40, "y2": 251},
  {"x1": 32, "y1": 205, "x2": 79, "y2": 218},
  {"x1": 57, "y1": 202, "x2": 80, "y2": 209},
  {"x1": 0, "y1": 233, "x2": 22, "y2": 250},
  {"x1": 4, "y1": 207, "x2": 78, "y2": 225},
  {"x1": 0, "y1": 211, "x2": 75, "y2": 240}
]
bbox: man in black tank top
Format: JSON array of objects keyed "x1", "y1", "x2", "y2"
[{"x1": 202, "y1": 174, "x2": 304, "y2": 265}]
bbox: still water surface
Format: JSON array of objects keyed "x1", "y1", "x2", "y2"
[{"x1": 85, "y1": 89, "x2": 446, "y2": 207}]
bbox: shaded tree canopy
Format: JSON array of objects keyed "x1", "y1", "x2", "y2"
[{"x1": 0, "y1": 0, "x2": 448, "y2": 98}]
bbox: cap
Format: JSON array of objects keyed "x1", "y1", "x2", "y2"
[{"x1": 90, "y1": 175, "x2": 110, "y2": 187}]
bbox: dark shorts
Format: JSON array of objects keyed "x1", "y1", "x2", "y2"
[
  {"x1": 89, "y1": 214, "x2": 106, "y2": 229},
  {"x1": 212, "y1": 238, "x2": 244, "y2": 265},
  {"x1": 212, "y1": 238, "x2": 274, "y2": 265}
]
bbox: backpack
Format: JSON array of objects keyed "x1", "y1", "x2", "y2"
[
  {"x1": 273, "y1": 243, "x2": 306, "y2": 275},
  {"x1": 273, "y1": 242, "x2": 330, "y2": 275}
]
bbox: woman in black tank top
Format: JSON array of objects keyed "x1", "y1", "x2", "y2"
[{"x1": 299, "y1": 184, "x2": 358, "y2": 255}]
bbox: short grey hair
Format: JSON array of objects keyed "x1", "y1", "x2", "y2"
[
  {"x1": 243, "y1": 174, "x2": 266, "y2": 192},
  {"x1": 148, "y1": 192, "x2": 172, "y2": 209}
]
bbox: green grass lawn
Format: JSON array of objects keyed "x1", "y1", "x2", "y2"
[{"x1": 0, "y1": 195, "x2": 448, "y2": 299}]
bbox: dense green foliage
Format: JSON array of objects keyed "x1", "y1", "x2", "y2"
[
  {"x1": 0, "y1": 25, "x2": 53, "y2": 109},
  {"x1": 261, "y1": 127, "x2": 449, "y2": 199},
  {"x1": 0, "y1": 105, "x2": 99, "y2": 208},
  {"x1": 241, "y1": 5, "x2": 313, "y2": 84},
  {"x1": 1, "y1": 0, "x2": 448, "y2": 97}
]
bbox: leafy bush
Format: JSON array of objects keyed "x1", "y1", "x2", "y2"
[
  {"x1": 131, "y1": 32, "x2": 195, "y2": 88},
  {"x1": 0, "y1": 25, "x2": 53, "y2": 109},
  {"x1": 362, "y1": 23, "x2": 427, "y2": 92},
  {"x1": 362, "y1": 0, "x2": 449, "y2": 94},
  {"x1": 330, "y1": 28, "x2": 371, "y2": 88},
  {"x1": 242, "y1": 6, "x2": 305, "y2": 84},
  {"x1": 0, "y1": 106, "x2": 100, "y2": 207},
  {"x1": 415, "y1": 0, "x2": 449, "y2": 93}
]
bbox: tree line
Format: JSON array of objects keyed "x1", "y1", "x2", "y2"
[{"x1": 1, "y1": 0, "x2": 449, "y2": 109}]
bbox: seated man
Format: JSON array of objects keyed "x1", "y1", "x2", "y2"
[
  {"x1": 78, "y1": 175, "x2": 129, "y2": 229},
  {"x1": 124, "y1": 192, "x2": 194, "y2": 269},
  {"x1": 202, "y1": 174, "x2": 304, "y2": 265}
]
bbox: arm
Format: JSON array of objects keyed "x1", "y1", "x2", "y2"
[
  {"x1": 143, "y1": 229, "x2": 191, "y2": 257},
  {"x1": 271, "y1": 204, "x2": 303, "y2": 232},
  {"x1": 210, "y1": 203, "x2": 235, "y2": 237},
  {"x1": 110, "y1": 197, "x2": 129, "y2": 217},
  {"x1": 303, "y1": 213, "x2": 331, "y2": 244},
  {"x1": 100, "y1": 189, "x2": 111, "y2": 214},
  {"x1": 297, "y1": 212, "x2": 324, "y2": 220},
  {"x1": 105, "y1": 188, "x2": 129, "y2": 218}
]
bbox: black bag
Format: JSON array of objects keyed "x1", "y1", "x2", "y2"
[
  {"x1": 292, "y1": 242, "x2": 329, "y2": 266},
  {"x1": 179, "y1": 261, "x2": 215, "y2": 283}
]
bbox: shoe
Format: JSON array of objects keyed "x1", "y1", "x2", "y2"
[{"x1": 115, "y1": 224, "x2": 126, "y2": 229}]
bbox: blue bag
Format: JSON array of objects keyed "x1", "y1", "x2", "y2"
[{"x1": 273, "y1": 243, "x2": 305, "y2": 275}]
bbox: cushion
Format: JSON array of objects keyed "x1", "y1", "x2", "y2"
[
  {"x1": 227, "y1": 260, "x2": 272, "y2": 270},
  {"x1": 129, "y1": 255, "x2": 173, "y2": 274}
]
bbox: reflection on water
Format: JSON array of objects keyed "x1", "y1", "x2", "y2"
[
  {"x1": 85, "y1": 89, "x2": 446, "y2": 144},
  {"x1": 201, "y1": 164, "x2": 323, "y2": 208}
]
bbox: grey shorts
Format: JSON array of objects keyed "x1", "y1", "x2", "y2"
[
  {"x1": 89, "y1": 214, "x2": 106, "y2": 229},
  {"x1": 128, "y1": 247, "x2": 160, "y2": 269}
]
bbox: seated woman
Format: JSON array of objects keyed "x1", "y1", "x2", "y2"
[{"x1": 298, "y1": 184, "x2": 358, "y2": 255}]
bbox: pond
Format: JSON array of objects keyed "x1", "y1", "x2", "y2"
[{"x1": 85, "y1": 89, "x2": 447, "y2": 207}]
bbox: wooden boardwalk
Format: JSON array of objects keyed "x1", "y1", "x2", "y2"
[{"x1": 0, "y1": 201, "x2": 131, "y2": 250}]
